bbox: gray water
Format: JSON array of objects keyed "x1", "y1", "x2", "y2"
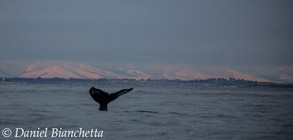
[{"x1": 0, "y1": 81, "x2": 292, "y2": 140}]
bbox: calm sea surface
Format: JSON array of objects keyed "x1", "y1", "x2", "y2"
[{"x1": 0, "y1": 81, "x2": 292, "y2": 140}]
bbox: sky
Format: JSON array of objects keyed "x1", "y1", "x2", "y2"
[{"x1": 0, "y1": 0, "x2": 292, "y2": 66}]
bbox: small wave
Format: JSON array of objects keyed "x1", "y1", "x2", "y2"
[
  {"x1": 135, "y1": 110, "x2": 159, "y2": 114},
  {"x1": 124, "y1": 110, "x2": 159, "y2": 114},
  {"x1": 168, "y1": 111, "x2": 184, "y2": 115}
]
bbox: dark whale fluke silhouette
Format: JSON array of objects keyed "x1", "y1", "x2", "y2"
[{"x1": 89, "y1": 87, "x2": 133, "y2": 111}]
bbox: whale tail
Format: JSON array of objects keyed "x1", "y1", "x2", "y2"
[
  {"x1": 89, "y1": 87, "x2": 133, "y2": 111},
  {"x1": 108, "y1": 88, "x2": 133, "y2": 103},
  {"x1": 99, "y1": 103, "x2": 108, "y2": 111}
]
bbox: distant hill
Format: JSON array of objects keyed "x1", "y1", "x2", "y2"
[{"x1": 0, "y1": 61, "x2": 292, "y2": 83}]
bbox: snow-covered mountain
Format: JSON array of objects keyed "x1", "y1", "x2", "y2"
[{"x1": 0, "y1": 61, "x2": 292, "y2": 83}]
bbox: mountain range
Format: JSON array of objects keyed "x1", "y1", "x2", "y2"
[{"x1": 0, "y1": 61, "x2": 292, "y2": 83}]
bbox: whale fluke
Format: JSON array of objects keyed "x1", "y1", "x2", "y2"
[{"x1": 89, "y1": 87, "x2": 133, "y2": 111}]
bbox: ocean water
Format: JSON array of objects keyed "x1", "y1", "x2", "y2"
[{"x1": 0, "y1": 81, "x2": 292, "y2": 140}]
